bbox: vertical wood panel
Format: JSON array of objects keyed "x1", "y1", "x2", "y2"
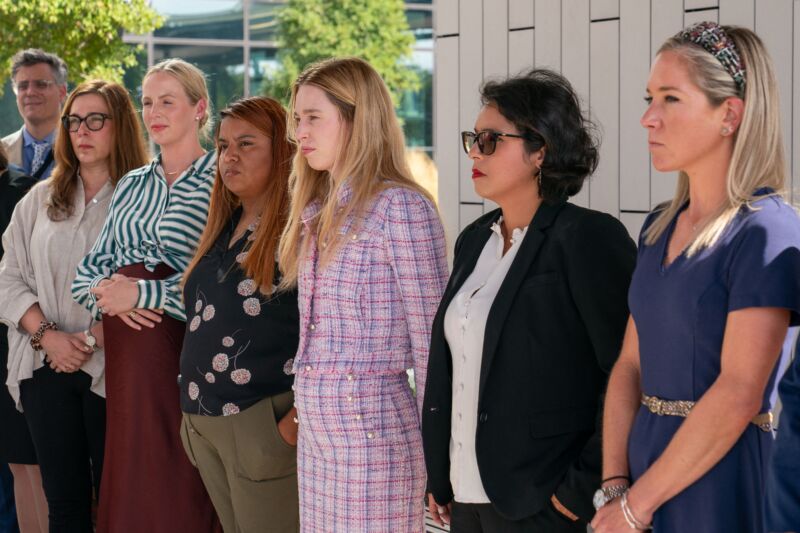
[
  {"x1": 483, "y1": 0, "x2": 509, "y2": 79},
  {"x1": 535, "y1": 0, "x2": 562, "y2": 70},
  {"x1": 684, "y1": 8, "x2": 718, "y2": 25},
  {"x1": 435, "y1": 0, "x2": 459, "y2": 35},
  {"x1": 620, "y1": 0, "x2": 651, "y2": 211},
  {"x1": 620, "y1": 212, "x2": 648, "y2": 242},
  {"x1": 685, "y1": 0, "x2": 719, "y2": 9},
  {"x1": 459, "y1": 0, "x2": 484, "y2": 203},
  {"x1": 589, "y1": 20, "x2": 620, "y2": 216},
  {"x1": 649, "y1": 0, "x2": 683, "y2": 207},
  {"x1": 719, "y1": 0, "x2": 755, "y2": 29},
  {"x1": 563, "y1": 0, "x2": 590, "y2": 207},
  {"x1": 435, "y1": 37, "x2": 461, "y2": 253},
  {"x1": 509, "y1": 0, "x2": 535, "y2": 29},
  {"x1": 756, "y1": 1, "x2": 793, "y2": 204},
  {"x1": 460, "y1": 204, "x2": 485, "y2": 231},
  {"x1": 509, "y1": 29, "x2": 535, "y2": 74},
  {"x1": 591, "y1": 0, "x2": 619, "y2": 20}
]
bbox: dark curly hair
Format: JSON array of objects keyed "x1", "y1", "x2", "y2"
[{"x1": 480, "y1": 69, "x2": 599, "y2": 203}]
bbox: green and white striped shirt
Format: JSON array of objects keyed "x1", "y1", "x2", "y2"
[{"x1": 72, "y1": 151, "x2": 216, "y2": 321}]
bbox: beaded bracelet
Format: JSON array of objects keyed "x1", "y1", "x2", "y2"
[{"x1": 30, "y1": 321, "x2": 57, "y2": 351}]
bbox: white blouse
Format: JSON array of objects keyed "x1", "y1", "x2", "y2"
[{"x1": 443, "y1": 217, "x2": 528, "y2": 503}]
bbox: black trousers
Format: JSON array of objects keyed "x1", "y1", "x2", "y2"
[
  {"x1": 20, "y1": 365, "x2": 106, "y2": 533},
  {"x1": 451, "y1": 501, "x2": 586, "y2": 533}
]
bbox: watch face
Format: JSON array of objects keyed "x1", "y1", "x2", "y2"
[
  {"x1": 85, "y1": 333, "x2": 96, "y2": 347},
  {"x1": 593, "y1": 488, "x2": 607, "y2": 510}
]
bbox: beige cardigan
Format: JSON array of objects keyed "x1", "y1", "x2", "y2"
[{"x1": 0, "y1": 178, "x2": 113, "y2": 408}]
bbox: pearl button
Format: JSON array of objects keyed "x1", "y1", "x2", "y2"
[
  {"x1": 355, "y1": 414, "x2": 362, "y2": 420},
  {"x1": 309, "y1": 324, "x2": 316, "y2": 331},
  {"x1": 352, "y1": 233, "x2": 358, "y2": 240},
  {"x1": 305, "y1": 365, "x2": 312, "y2": 372},
  {"x1": 346, "y1": 373, "x2": 354, "y2": 381},
  {"x1": 346, "y1": 395, "x2": 353, "y2": 402},
  {"x1": 457, "y1": 442, "x2": 463, "y2": 449},
  {"x1": 366, "y1": 432, "x2": 374, "y2": 439}
]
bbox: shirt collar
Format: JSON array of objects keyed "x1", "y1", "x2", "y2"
[
  {"x1": 490, "y1": 216, "x2": 529, "y2": 260},
  {"x1": 22, "y1": 127, "x2": 55, "y2": 147}
]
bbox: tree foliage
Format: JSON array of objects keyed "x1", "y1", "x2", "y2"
[
  {"x1": 262, "y1": 0, "x2": 419, "y2": 105},
  {"x1": 0, "y1": 0, "x2": 162, "y2": 89}
]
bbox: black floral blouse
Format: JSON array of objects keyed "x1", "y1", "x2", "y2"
[{"x1": 179, "y1": 208, "x2": 299, "y2": 416}]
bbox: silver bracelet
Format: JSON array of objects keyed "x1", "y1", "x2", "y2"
[{"x1": 620, "y1": 492, "x2": 652, "y2": 530}]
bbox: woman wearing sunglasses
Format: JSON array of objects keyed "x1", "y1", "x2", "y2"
[
  {"x1": 422, "y1": 68, "x2": 636, "y2": 532},
  {"x1": 0, "y1": 79, "x2": 148, "y2": 531}
]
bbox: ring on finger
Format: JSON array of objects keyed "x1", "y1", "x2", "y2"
[{"x1": 128, "y1": 311, "x2": 138, "y2": 319}]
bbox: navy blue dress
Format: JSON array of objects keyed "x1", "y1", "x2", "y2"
[
  {"x1": 765, "y1": 343, "x2": 800, "y2": 532},
  {"x1": 628, "y1": 192, "x2": 800, "y2": 532}
]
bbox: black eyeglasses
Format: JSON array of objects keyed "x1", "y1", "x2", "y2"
[
  {"x1": 62, "y1": 113, "x2": 112, "y2": 132},
  {"x1": 461, "y1": 130, "x2": 527, "y2": 155}
]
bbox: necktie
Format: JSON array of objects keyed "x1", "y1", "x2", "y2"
[{"x1": 31, "y1": 142, "x2": 50, "y2": 176}]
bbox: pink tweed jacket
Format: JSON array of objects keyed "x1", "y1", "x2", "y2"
[{"x1": 292, "y1": 184, "x2": 449, "y2": 533}]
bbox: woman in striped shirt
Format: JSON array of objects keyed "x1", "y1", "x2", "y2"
[{"x1": 72, "y1": 59, "x2": 221, "y2": 533}]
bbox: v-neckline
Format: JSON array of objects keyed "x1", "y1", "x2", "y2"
[{"x1": 660, "y1": 203, "x2": 690, "y2": 273}]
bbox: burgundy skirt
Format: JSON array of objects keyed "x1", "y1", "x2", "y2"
[{"x1": 97, "y1": 263, "x2": 221, "y2": 533}]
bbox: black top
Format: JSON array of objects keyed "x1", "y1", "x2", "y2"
[
  {"x1": 179, "y1": 208, "x2": 299, "y2": 416},
  {"x1": 0, "y1": 166, "x2": 37, "y2": 463},
  {"x1": 422, "y1": 201, "x2": 637, "y2": 523}
]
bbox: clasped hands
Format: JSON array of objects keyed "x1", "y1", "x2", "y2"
[{"x1": 90, "y1": 273, "x2": 164, "y2": 330}]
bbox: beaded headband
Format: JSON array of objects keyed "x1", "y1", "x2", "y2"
[{"x1": 677, "y1": 21, "x2": 746, "y2": 95}]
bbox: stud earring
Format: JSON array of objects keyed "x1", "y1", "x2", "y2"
[{"x1": 721, "y1": 127, "x2": 731, "y2": 136}]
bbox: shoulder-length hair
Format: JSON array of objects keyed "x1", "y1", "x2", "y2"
[
  {"x1": 278, "y1": 56, "x2": 436, "y2": 288},
  {"x1": 184, "y1": 96, "x2": 294, "y2": 294},
  {"x1": 644, "y1": 26, "x2": 786, "y2": 255},
  {"x1": 47, "y1": 80, "x2": 148, "y2": 221}
]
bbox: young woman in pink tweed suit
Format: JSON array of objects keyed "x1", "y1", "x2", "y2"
[{"x1": 278, "y1": 57, "x2": 449, "y2": 532}]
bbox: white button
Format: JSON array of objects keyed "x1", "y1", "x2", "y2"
[
  {"x1": 457, "y1": 442, "x2": 463, "y2": 449},
  {"x1": 346, "y1": 373, "x2": 354, "y2": 381},
  {"x1": 366, "y1": 432, "x2": 374, "y2": 439},
  {"x1": 309, "y1": 324, "x2": 316, "y2": 331},
  {"x1": 291, "y1": 384, "x2": 296, "y2": 391},
  {"x1": 355, "y1": 414, "x2": 362, "y2": 420},
  {"x1": 305, "y1": 365, "x2": 312, "y2": 372},
  {"x1": 351, "y1": 233, "x2": 358, "y2": 240},
  {"x1": 346, "y1": 395, "x2": 353, "y2": 402},
  {"x1": 459, "y1": 383, "x2": 464, "y2": 390},
  {"x1": 92, "y1": 198, "x2": 98, "y2": 204},
  {"x1": 458, "y1": 413, "x2": 462, "y2": 420}
]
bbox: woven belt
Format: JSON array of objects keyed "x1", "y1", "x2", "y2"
[{"x1": 641, "y1": 393, "x2": 773, "y2": 432}]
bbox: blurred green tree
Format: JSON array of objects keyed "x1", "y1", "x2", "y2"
[
  {"x1": 261, "y1": 0, "x2": 419, "y2": 105},
  {"x1": 0, "y1": 0, "x2": 162, "y2": 90}
]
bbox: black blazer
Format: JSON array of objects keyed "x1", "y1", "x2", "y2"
[{"x1": 422, "y1": 200, "x2": 636, "y2": 523}]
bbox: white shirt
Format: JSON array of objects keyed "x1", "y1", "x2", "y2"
[{"x1": 443, "y1": 217, "x2": 528, "y2": 503}]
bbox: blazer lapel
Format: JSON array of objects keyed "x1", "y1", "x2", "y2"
[{"x1": 478, "y1": 200, "x2": 567, "y2": 402}]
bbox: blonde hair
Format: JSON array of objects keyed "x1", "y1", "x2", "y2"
[
  {"x1": 144, "y1": 58, "x2": 213, "y2": 140},
  {"x1": 278, "y1": 57, "x2": 436, "y2": 288},
  {"x1": 644, "y1": 26, "x2": 786, "y2": 255}
]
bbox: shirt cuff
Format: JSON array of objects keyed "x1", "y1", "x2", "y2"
[{"x1": 136, "y1": 279, "x2": 161, "y2": 309}]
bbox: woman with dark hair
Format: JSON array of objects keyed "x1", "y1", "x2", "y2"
[
  {"x1": 178, "y1": 96, "x2": 299, "y2": 533},
  {"x1": 0, "y1": 143, "x2": 40, "y2": 532},
  {"x1": 0, "y1": 80, "x2": 148, "y2": 532},
  {"x1": 592, "y1": 23, "x2": 800, "y2": 533},
  {"x1": 421, "y1": 68, "x2": 636, "y2": 532}
]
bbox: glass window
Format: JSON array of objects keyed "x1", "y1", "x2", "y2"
[
  {"x1": 249, "y1": 48, "x2": 282, "y2": 98},
  {"x1": 249, "y1": 1, "x2": 281, "y2": 43},
  {"x1": 154, "y1": 45, "x2": 245, "y2": 115},
  {"x1": 406, "y1": 9, "x2": 433, "y2": 42},
  {"x1": 152, "y1": 0, "x2": 244, "y2": 40},
  {"x1": 398, "y1": 50, "x2": 432, "y2": 150}
]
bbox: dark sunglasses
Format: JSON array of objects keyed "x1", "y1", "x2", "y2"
[
  {"x1": 62, "y1": 113, "x2": 111, "y2": 133},
  {"x1": 461, "y1": 130, "x2": 527, "y2": 155}
]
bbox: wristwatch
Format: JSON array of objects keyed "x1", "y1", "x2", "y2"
[
  {"x1": 83, "y1": 330, "x2": 98, "y2": 351},
  {"x1": 593, "y1": 484, "x2": 629, "y2": 510}
]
